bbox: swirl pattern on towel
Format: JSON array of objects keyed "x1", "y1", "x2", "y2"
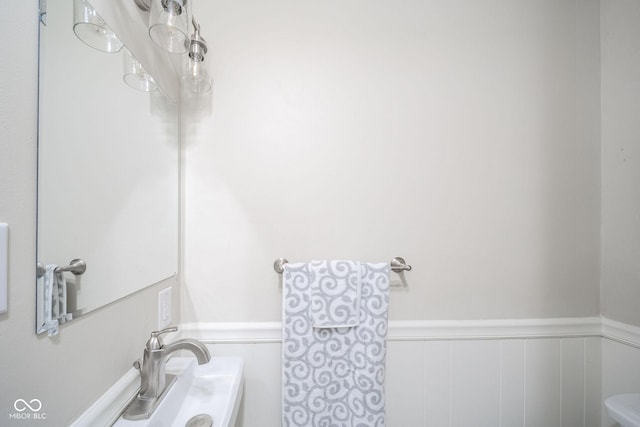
[
  {"x1": 309, "y1": 260, "x2": 361, "y2": 327},
  {"x1": 282, "y1": 261, "x2": 390, "y2": 427}
]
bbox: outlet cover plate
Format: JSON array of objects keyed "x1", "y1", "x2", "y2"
[{"x1": 158, "y1": 287, "x2": 172, "y2": 329}]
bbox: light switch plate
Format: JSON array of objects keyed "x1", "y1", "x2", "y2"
[
  {"x1": 0, "y1": 224, "x2": 7, "y2": 314},
  {"x1": 157, "y1": 287, "x2": 172, "y2": 329}
]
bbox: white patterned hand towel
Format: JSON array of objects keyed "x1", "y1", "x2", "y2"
[
  {"x1": 42, "y1": 265, "x2": 72, "y2": 337},
  {"x1": 43, "y1": 265, "x2": 60, "y2": 336},
  {"x1": 308, "y1": 260, "x2": 361, "y2": 328},
  {"x1": 282, "y1": 261, "x2": 390, "y2": 427}
]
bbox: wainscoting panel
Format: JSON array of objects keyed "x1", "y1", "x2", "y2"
[
  {"x1": 525, "y1": 339, "x2": 563, "y2": 427},
  {"x1": 386, "y1": 341, "x2": 425, "y2": 426},
  {"x1": 75, "y1": 318, "x2": 640, "y2": 426},
  {"x1": 421, "y1": 341, "x2": 451, "y2": 426},
  {"x1": 562, "y1": 338, "x2": 586, "y2": 427},
  {"x1": 500, "y1": 339, "x2": 525, "y2": 426},
  {"x1": 450, "y1": 340, "x2": 501, "y2": 427},
  {"x1": 206, "y1": 337, "x2": 597, "y2": 427},
  {"x1": 601, "y1": 338, "x2": 640, "y2": 427},
  {"x1": 184, "y1": 319, "x2": 604, "y2": 427},
  {"x1": 585, "y1": 337, "x2": 602, "y2": 427}
]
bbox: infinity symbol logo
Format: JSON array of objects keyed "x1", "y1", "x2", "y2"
[{"x1": 14, "y1": 399, "x2": 42, "y2": 412}]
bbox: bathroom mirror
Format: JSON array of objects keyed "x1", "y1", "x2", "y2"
[{"x1": 36, "y1": 0, "x2": 179, "y2": 333}]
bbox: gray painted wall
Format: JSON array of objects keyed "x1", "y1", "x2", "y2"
[{"x1": 0, "y1": 3, "x2": 178, "y2": 425}]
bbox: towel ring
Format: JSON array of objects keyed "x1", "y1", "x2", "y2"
[{"x1": 273, "y1": 257, "x2": 412, "y2": 274}]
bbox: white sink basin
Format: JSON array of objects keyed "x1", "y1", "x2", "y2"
[
  {"x1": 114, "y1": 357, "x2": 243, "y2": 427},
  {"x1": 605, "y1": 394, "x2": 640, "y2": 427}
]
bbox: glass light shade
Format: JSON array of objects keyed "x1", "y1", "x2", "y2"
[
  {"x1": 123, "y1": 49, "x2": 157, "y2": 92},
  {"x1": 148, "y1": 0, "x2": 190, "y2": 54},
  {"x1": 73, "y1": 0, "x2": 123, "y2": 53},
  {"x1": 183, "y1": 58, "x2": 211, "y2": 94}
]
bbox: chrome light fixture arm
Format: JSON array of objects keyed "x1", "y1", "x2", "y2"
[{"x1": 188, "y1": 16, "x2": 208, "y2": 62}]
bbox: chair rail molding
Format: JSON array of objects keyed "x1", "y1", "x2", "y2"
[
  {"x1": 181, "y1": 316, "x2": 608, "y2": 344},
  {"x1": 601, "y1": 317, "x2": 640, "y2": 349}
]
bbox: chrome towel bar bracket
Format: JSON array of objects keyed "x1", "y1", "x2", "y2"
[
  {"x1": 37, "y1": 258, "x2": 87, "y2": 278},
  {"x1": 273, "y1": 257, "x2": 412, "y2": 274},
  {"x1": 273, "y1": 258, "x2": 289, "y2": 274},
  {"x1": 389, "y1": 257, "x2": 412, "y2": 273},
  {"x1": 54, "y1": 258, "x2": 87, "y2": 275}
]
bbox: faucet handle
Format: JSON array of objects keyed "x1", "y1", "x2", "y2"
[
  {"x1": 151, "y1": 326, "x2": 179, "y2": 337},
  {"x1": 146, "y1": 326, "x2": 179, "y2": 350},
  {"x1": 133, "y1": 358, "x2": 142, "y2": 371}
]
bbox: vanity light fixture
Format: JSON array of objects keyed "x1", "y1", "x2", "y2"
[
  {"x1": 183, "y1": 17, "x2": 212, "y2": 93},
  {"x1": 74, "y1": 0, "x2": 213, "y2": 96},
  {"x1": 135, "y1": 0, "x2": 213, "y2": 94},
  {"x1": 73, "y1": 0, "x2": 123, "y2": 53}
]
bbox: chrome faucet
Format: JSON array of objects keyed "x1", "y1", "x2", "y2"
[{"x1": 122, "y1": 326, "x2": 211, "y2": 420}]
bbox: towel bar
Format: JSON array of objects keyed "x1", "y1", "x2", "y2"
[{"x1": 273, "y1": 257, "x2": 412, "y2": 274}]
